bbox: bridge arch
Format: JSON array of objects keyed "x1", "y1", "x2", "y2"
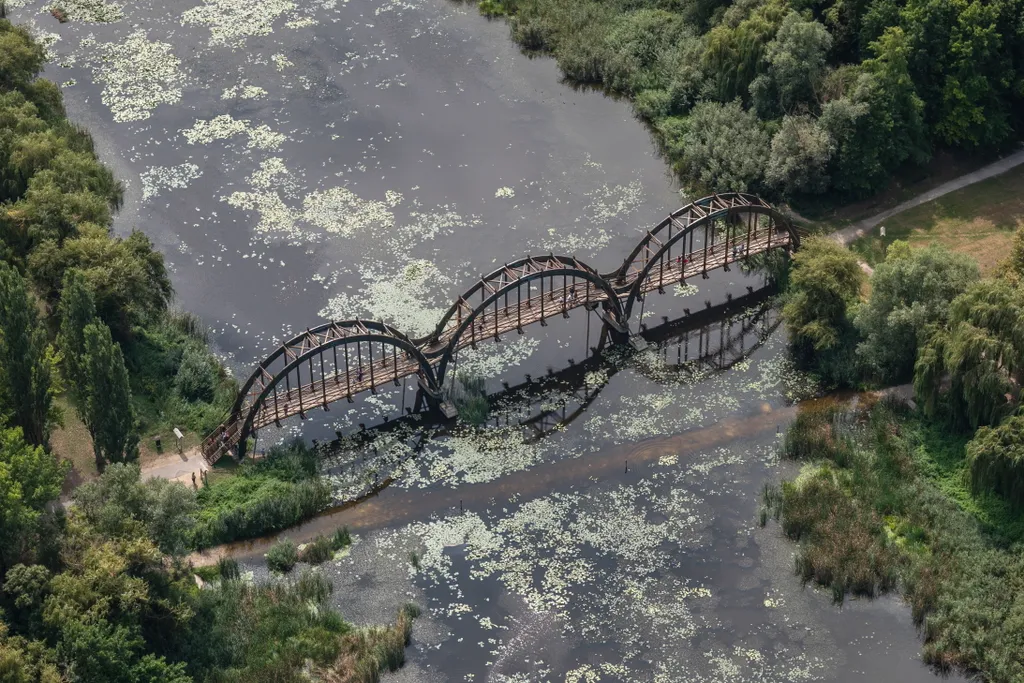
[
  {"x1": 421, "y1": 255, "x2": 626, "y2": 388},
  {"x1": 217, "y1": 321, "x2": 438, "y2": 460},
  {"x1": 613, "y1": 193, "x2": 797, "y2": 323}
]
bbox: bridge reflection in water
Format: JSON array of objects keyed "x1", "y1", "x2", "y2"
[
  {"x1": 204, "y1": 193, "x2": 797, "y2": 462},
  {"x1": 303, "y1": 288, "x2": 781, "y2": 508}
]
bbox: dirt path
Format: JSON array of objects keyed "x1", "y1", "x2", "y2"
[
  {"x1": 831, "y1": 146, "x2": 1024, "y2": 247},
  {"x1": 141, "y1": 447, "x2": 208, "y2": 486}
]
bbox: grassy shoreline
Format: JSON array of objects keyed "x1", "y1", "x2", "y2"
[{"x1": 764, "y1": 399, "x2": 1024, "y2": 681}]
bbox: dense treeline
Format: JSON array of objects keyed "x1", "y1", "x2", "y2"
[
  {"x1": 0, "y1": 19, "x2": 231, "y2": 470},
  {"x1": 0, "y1": 19, "x2": 414, "y2": 682},
  {"x1": 482, "y1": 0, "x2": 1023, "y2": 201}
]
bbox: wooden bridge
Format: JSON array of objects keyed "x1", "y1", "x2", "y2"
[{"x1": 202, "y1": 192, "x2": 797, "y2": 463}]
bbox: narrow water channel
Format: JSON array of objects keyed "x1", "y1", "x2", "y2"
[{"x1": 11, "y1": 0, "x2": 967, "y2": 679}]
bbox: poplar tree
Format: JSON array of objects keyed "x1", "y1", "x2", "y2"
[
  {"x1": 0, "y1": 262, "x2": 57, "y2": 446},
  {"x1": 57, "y1": 269, "x2": 96, "y2": 401},
  {"x1": 81, "y1": 321, "x2": 137, "y2": 470}
]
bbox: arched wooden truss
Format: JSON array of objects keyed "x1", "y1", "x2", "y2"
[{"x1": 202, "y1": 193, "x2": 796, "y2": 463}]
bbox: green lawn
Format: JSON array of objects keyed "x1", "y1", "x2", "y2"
[{"x1": 850, "y1": 164, "x2": 1024, "y2": 272}]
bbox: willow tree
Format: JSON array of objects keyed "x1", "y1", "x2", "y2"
[
  {"x1": 855, "y1": 241, "x2": 978, "y2": 383},
  {"x1": 914, "y1": 279, "x2": 1024, "y2": 428},
  {"x1": 782, "y1": 236, "x2": 864, "y2": 353}
]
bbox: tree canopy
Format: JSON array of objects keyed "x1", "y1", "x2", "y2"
[
  {"x1": 855, "y1": 241, "x2": 979, "y2": 383},
  {"x1": 915, "y1": 279, "x2": 1024, "y2": 428}
]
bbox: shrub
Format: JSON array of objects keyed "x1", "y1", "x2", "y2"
[
  {"x1": 453, "y1": 372, "x2": 489, "y2": 425},
  {"x1": 217, "y1": 557, "x2": 240, "y2": 581},
  {"x1": 299, "y1": 528, "x2": 352, "y2": 565},
  {"x1": 314, "y1": 605, "x2": 420, "y2": 682},
  {"x1": 266, "y1": 539, "x2": 298, "y2": 573},
  {"x1": 192, "y1": 476, "x2": 332, "y2": 549},
  {"x1": 175, "y1": 344, "x2": 216, "y2": 402}
]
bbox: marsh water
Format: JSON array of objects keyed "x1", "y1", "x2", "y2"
[{"x1": 11, "y1": 0, "x2": 967, "y2": 679}]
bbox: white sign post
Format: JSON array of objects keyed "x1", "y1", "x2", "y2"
[
  {"x1": 172, "y1": 427, "x2": 184, "y2": 453},
  {"x1": 880, "y1": 225, "x2": 886, "y2": 238}
]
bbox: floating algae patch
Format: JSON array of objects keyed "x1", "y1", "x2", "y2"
[
  {"x1": 301, "y1": 186, "x2": 395, "y2": 237},
  {"x1": 181, "y1": 0, "x2": 298, "y2": 47},
  {"x1": 87, "y1": 31, "x2": 184, "y2": 122},
  {"x1": 411, "y1": 424, "x2": 552, "y2": 487},
  {"x1": 141, "y1": 163, "x2": 202, "y2": 202},
  {"x1": 57, "y1": 0, "x2": 124, "y2": 22},
  {"x1": 318, "y1": 259, "x2": 453, "y2": 338},
  {"x1": 583, "y1": 180, "x2": 645, "y2": 225},
  {"x1": 182, "y1": 114, "x2": 287, "y2": 150},
  {"x1": 221, "y1": 83, "x2": 268, "y2": 100}
]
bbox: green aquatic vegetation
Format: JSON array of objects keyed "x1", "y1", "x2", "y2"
[
  {"x1": 266, "y1": 538, "x2": 299, "y2": 573},
  {"x1": 772, "y1": 400, "x2": 1024, "y2": 680},
  {"x1": 452, "y1": 372, "x2": 489, "y2": 425},
  {"x1": 299, "y1": 527, "x2": 352, "y2": 564}
]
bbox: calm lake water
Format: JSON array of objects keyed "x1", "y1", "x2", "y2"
[{"x1": 12, "y1": 0, "x2": 965, "y2": 679}]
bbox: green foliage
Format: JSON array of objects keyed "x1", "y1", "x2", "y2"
[
  {"x1": 123, "y1": 312, "x2": 234, "y2": 437},
  {"x1": 855, "y1": 241, "x2": 979, "y2": 383},
  {"x1": 915, "y1": 279, "x2": 1024, "y2": 428},
  {"x1": 453, "y1": 372, "x2": 489, "y2": 425},
  {"x1": 0, "y1": 262, "x2": 58, "y2": 446},
  {"x1": 175, "y1": 344, "x2": 216, "y2": 403},
  {"x1": 0, "y1": 426, "x2": 66, "y2": 572},
  {"x1": 29, "y1": 227, "x2": 170, "y2": 338},
  {"x1": 765, "y1": 114, "x2": 834, "y2": 196},
  {"x1": 0, "y1": 20, "x2": 44, "y2": 90},
  {"x1": 782, "y1": 236, "x2": 863, "y2": 353},
  {"x1": 666, "y1": 99, "x2": 770, "y2": 194},
  {"x1": 299, "y1": 528, "x2": 353, "y2": 565},
  {"x1": 265, "y1": 539, "x2": 298, "y2": 574},
  {"x1": 781, "y1": 465, "x2": 902, "y2": 601},
  {"x1": 780, "y1": 402, "x2": 855, "y2": 466},
  {"x1": 754, "y1": 11, "x2": 833, "y2": 115},
  {"x1": 183, "y1": 570, "x2": 356, "y2": 681},
  {"x1": 81, "y1": 321, "x2": 138, "y2": 469},
  {"x1": 56, "y1": 268, "x2": 95, "y2": 405},
  {"x1": 73, "y1": 463, "x2": 198, "y2": 556},
  {"x1": 192, "y1": 441, "x2": 331, "y2": 549},
  {"x1": 966, "y1": 413, "x2": 1024, "y2": 509}
]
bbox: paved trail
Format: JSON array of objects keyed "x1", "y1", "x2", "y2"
[{"x1": 831, "y1": 147, "x2": 1024, "y2": 246}]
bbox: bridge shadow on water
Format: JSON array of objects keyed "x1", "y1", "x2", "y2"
[{"x1": 291, "y1": 284, "x2": 783, "y2": 501}]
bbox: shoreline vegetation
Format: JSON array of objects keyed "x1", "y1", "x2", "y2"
[
  {"x1": 461, "y1": 0, "x2": 1023, "y2": 213},
  {"x1": 0, "y1": 19, "x2": 417, "y2": 682},
  {"x1": 771, "y1": 230, "x2": 1024, "y2": 681}
]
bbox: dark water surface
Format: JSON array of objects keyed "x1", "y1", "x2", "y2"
[{"x1": 11, "y1": 0, "x2": 965, "y2": 679}]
